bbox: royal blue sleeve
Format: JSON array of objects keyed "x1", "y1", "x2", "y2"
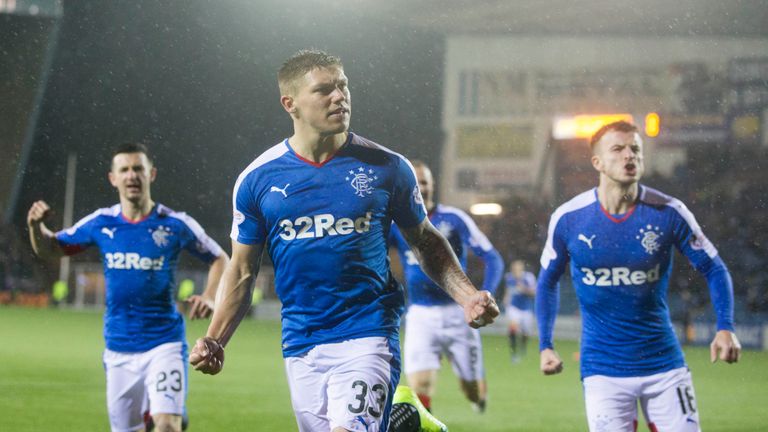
[
  {"x1": 175, "y1": 213, "x2": 225, "y2": 264},
  {"x1": 387, "y1": 222, "x2": 399, "y2": 247},
  {"x1": 454, "y1": 211, "x2": 504, "y2": 294},
  {"x1": 231, "y1": 172, "x2": 267, "y2": 245},
  {"x1": 390, "y1": 157, "x2": 427, "y2": 229},
  {"x1": 672, "y1": 206, "x2": 734, "y2": 331},
  {"x1": 55, "y1": 210, "x2": 99, "y2": 255},
  {"x1": 700, "y1": 257, "x2": 734, "y2": 331},
  {"x1": 536, "y1": 214, "x2": 570, "y2": 351},
  {"x1": 479, "y1": 248, "x2": 504, "y2": 295}
]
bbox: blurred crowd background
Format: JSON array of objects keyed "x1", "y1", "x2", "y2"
[{"x1": 2, "y1": 1, "x2": 767, "y2": 337}]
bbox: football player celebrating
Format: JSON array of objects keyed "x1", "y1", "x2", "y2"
[
  {"x1": 190, "y1": 49, "x2": 498, "y2": 432},
  {"x1": 536, "y1": 120, "x2": 741, "y2": 431},
  {"x1": 28, "y1": 143, "x2": 228, "y2": 432},
  {"x1": 503, "y1": 260, "x2": 536, "y2": 363},
  {"x1": 389, "y1": 160, "x2": 504, "y2": 413}
]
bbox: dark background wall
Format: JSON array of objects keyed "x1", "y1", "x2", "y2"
[
  {"x1": 0, "y1": 13, "x2": 56, "y2": 218},
  {"x1": 16, "y1": 0, "x2": 445, "y2": 243}
]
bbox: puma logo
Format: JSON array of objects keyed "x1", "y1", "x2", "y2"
[
  {"x1": 101, "y1": 227, "x2": 116, "y2": 239},
  {"x1": 578, "y1": 233, "x2": 595, "y2": 249},
  {"x1": 270, "y1": 183, "x2": 290, "y2": 198}
]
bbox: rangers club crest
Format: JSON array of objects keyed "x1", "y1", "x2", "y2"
[
  {"x1": 150, "y1": 226, "x2": 172, "y2": 248},
  {"x1": 636, "y1": 225, "x2": 662, "y2": 255},
  {"x1": 412, "y1": 185, "x2": 423, "y2": 205},
  {"x1": 436, "y1": 221, "x2": 453, "y2": 237},
  {"x1": 346, "y1": 167, "x2": 378, "y2": 197}
]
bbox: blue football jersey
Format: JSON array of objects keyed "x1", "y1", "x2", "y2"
[
  {"x1": 537, "y1": 186, "x2": 734, "y2": 378},
  {"x1": 505, "y1": 271, "x2": 536, "y2": 311},
  {"x1": 56, "y1": 204, "x2": 224, "y2": 352},
  {"x1": 231, "y1": 133, "x2": 426, "y2": 357},
  {"x1": 389, "y1": 204, "x2": 503, "y2": 306}
]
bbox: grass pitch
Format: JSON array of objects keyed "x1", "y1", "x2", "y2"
[{"x1": 0, "y1": 306, "x2": 764, "y2": 431}]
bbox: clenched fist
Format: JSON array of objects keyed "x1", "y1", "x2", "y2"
[
  {"x1": 464, "y1": 290, "x2": 500, "y2": 329},
  {"x1": 27, "y1": 200, "x2": 51, "y2": 226},
  {"x1": 190, "y1": 337, "x2": 225, "y2": 375}
]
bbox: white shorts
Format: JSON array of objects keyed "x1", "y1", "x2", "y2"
[
  {"x1": 583, "y1": 367, "x2": 700, "y2": 432},
  {"x1": 403, "y1": 304, "x2": 484, "y2": 382},
  {"x1": 284, "y1": 336, "x2": 400, "y2": 432},
  {"x1": 103, "y1": 341, "x2": 187, "y2": 432},
  {"x1": 506, "y1": 306, "x2": 534, "y2": 335}
]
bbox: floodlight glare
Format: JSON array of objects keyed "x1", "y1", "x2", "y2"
[
  {"x1": 645, "y1": 112, "x2": 660, "y2": 137},
  {"x1": 553, "y1": 114, "x2": 634, "y2": 140},
  {"x1": 469, "y1": 203, "x2": 502, "y2": 216}
]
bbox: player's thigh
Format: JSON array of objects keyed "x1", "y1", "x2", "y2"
[
  {"x1": 641, "y1": 367, "x2": 701, "y2": 432},
  {"x1": 445, "y1": 326, "x2": 484, "y2": 382},
  {"x1": 519, "y1": 310, "x2": 535, "y2": 335},
  {"x1": 326, "y1": 337, "x2": 400, "y2": 432},
  {"x1": 284, "y1": 353, "x2": 331, "y2": 432},
  {"x1": 403, "y1": 308, "x2": 442, "y2": 375},
  {"x1": 143, "y1": 342, "x2": 186, "y2": 417},
  {"x1": 103, "y1": 349, "x2": 145, "y2": 432},
  {"x1": 406, "y1": 369, "x2": 438, "y2": 395},
  {"x1": 583, "y1": 374, "x2": 640, "y2": 432},
  {"x1": 506, "y1": 306, "x2": 521, "y2": 323}
]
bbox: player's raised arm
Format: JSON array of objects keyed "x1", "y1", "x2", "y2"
[
  {"x1": 190, "y1": 240, "x2": 263, "y2": 375},
  {"x1": 26, "y1": 200, "x2": 64, "y2": 260},
  {"x1": 399, "y1": 218, "x2": 499, "y2": 328}
]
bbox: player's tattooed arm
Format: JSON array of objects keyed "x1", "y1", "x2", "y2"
[
  {"x1": 208, "y1": 241, "x2": 263, "y2": 346},
  {"x1": 400, "y1": 218, "x2": 499, "y2": 328},
  {"x1": 191, "y1": 241, "x2": 263, "y2": 375},
  {"x1": 400, "y1": 218, "x2": 468, "y2": 295},
  {"x1": 26, "y1": 200, "x2": 64, "y2": 259}
]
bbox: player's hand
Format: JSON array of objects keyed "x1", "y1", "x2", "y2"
[
  {"x1": 710, "y1": 330, "x2": 741, "y2": 364},
  {"x1": 186, "y1": 295, "x2": 214, "y2": 320},
  {"x1": 464, "y1": 290, "x2": 500, "y2": 328},
  {"x1": 190, "y1": 337, "x2": 225, "y2": 375},
  {"x1": 540, "y1": 348, "x2": 564, "y2": 375},
  {"x1": 27, "y1": 200, "x2": 51, "y2": 226}
]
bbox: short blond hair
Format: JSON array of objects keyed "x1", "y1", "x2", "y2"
[{"x1": 278, "y1": 49, "x2": 343, "y2": 96}]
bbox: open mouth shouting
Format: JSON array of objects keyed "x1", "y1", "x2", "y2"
[
  {"x1": 328, "y1": 106, "x2": 349, "y2": 119},
  {"x1": 624, "y1": 162, "x2": 637, "y2": 176}
]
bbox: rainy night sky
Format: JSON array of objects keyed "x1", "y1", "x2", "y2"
[{"x1": 11, "y1": 1, "x2": 445, "y2": 243}]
